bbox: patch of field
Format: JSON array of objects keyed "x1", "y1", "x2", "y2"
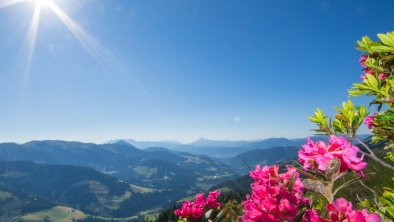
[
  {"x1": 197, "y1": 177, "x2": 205, "y2": 182},
  {"x1": 216, "y1": 187, "x2": 232, "y2": 193},
  {"x1": 132, "y1": 166, "x2": 158, "y2": 177},
  {"x1": 194, "y1": 182, "x2": 211, "y2": 190},
  {"x1": 2, "y1": 171, "x2": 28, "y2": 177},
  {"x1": 106, "y1": 191, "x2": 132, "y2": 210},
  {"x1": 83, "y1": 180, "x2": 108, "y2": 195},
  {"x1": 21, "y1": 206, "x2": 85, "y2": 222},
  {"x1": 206, "y1": 167, "x2": 218, "y2": 171},
  {"x1": 130, "y1": 184, "x2": 155, "y2": 193},
  {"x1": 86, "y1": 215, "x2": 138, "y2": 221},
  {"x1": 0, "y1": 191, "x2": 14, "y2": 200},
  {"x1": 79, "y1": 180, "x2": 109, "y2": 205},
  {"x1": 113, "y1": 191, "x2": 132, "y2": 203},
  {"x1": 202, "y1": 173, "x2": 233, "y2": 180},
  {"x1": 181, "y1": 156, "x2": 209, "y2": 164}
]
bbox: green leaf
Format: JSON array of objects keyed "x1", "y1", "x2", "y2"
[
  {"x1": 357, "y1": 36, "x2": 373, "y2": 52},
  {"x1": 365, "y1": 73, "x2": 379, "y2": 89},
  {"x1": 378, "y1": 32, "x2": 394, "y2": 47},
  {"x1": 371, "y1": 44, "x2": 394, "y2": 52}
]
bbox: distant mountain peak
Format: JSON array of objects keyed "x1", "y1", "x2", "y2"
[
  {"x1": 106, "y1": 139, "x2": 182, "y2": 149},
  {"x1": 189, "y1": 138, "x2": 250, "y2": 148},
  {"x1": 112, "y1": 140, "x2": 134, "y2": 146}
]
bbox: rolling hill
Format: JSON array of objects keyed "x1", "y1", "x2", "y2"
[
  {"x1": 0, "y1": 140, "x2": 238, "y2": 219},
  {"x1": 0, "y1": 161, "x2": 158, "y2": 218},
  {"x1": 0, "y1": 141, "x2": 236, "y2": 192},
  {"x1": 221, "y1": 146, "x2": 299, "y2": 173}
]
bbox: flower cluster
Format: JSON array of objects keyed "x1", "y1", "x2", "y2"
[
  {"x1": 359, "y1": 55, "x2": 371, "y2": 80},
  {"x1": 303, "y1": 198, "x2": 381, "y2": 222},
  {"x1": 242, "y1": 165, "x2": 309, "y2": 222},
  {"x1": 206, "y1": 191, "x2": 221, "y2": 208},
  {"x1": 359, "y1": 55, "x2": 368, "y2": 68},
  {"x1": 359, "y1": 55, "x2": 388, "y2": 81},
  {"x1": 298, "y1": 136, "x2": 367, "y2": 176},
  {"x1": 174, "y1": 191, "x2": 221, "y2": 219},
  {"x1": 364, "y1": 113, "x2": 377, "y2": 129},
  {"x1": 360, "y1": 70, "x2": 388, "y2": 81}
]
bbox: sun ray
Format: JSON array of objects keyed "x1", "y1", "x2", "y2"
[
  {"x1": 22, "y1": 2, "x2": 41, "y2": 80},
  {"x1": 48, "y1": 2, "x2": 116, "y2": 69},
  {"x1": 1, "y1": 0, "x2": 150, "y2": 121},
  {"x1": 16, "y1": 1, "x2": 41, "y2": 126}
]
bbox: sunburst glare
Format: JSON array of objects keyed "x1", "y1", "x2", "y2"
[
  {"x1": 23, "y1": 2, "x2": 41, "y2": 78},
  {"x1": 0, "y1": 0, "x2": 114, "y2": 76},
  {"x1": 0, "y1": 0, "x2": 126, "y2": 119},
  {"x1": 48, "y1": 2, "x2": 115, "y2": 68}
]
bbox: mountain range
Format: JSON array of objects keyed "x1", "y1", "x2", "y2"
[
  {"x1": 109, "y1": 135, "x2": 337, "y2": 157},
  {"x1": 0, "y1": 140, "x2": 241, "y2": 220},
  {"x1": 0, "y1": 135, "x2": 373, "y2": 220}
]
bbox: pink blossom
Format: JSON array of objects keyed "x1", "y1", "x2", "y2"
[
  {"x1": 303, "y1": 209, "x2": 331, "y2": 222},
  {"x1": 326, "y1": 198, "x2": 353, "y2": 221},
  {"x1": 326, "y1": 198, "x2": 381, "y2": 222},
  {"x1": 378, "y1": 73, "x2": 388, "y2": 80},
  {"x1": 298, "y1": 136, "x2": 367, "y2": 176},
  {"x1": 360, "y1": 69, "x2": 374, "y2": 80},
  {"x1": 174, "y1": 200, "x2": 204, "y2": 219},
  {"x1": 359, "y1": 55, "x2": 368, "y2": 68},
  {"x1": 242, "y1": 165, "x2": 308, "y2": 222},
  {"x1": 174, "y1": 191, "x2": 221, "y2": 219},
  {"x1": 360, "y1": 66, "x2": 376, "y2": 80},
  {"x1": 303, "y1": 198, "x2": 381, "y2": 222},
  {"x1": 206, "y1": 191, "x2": 221, "y2": 208},
  {"x1": 365, "y1": 113, "x2": 377, "y2": 129},
  {"x1": 194, "y1": 192, "x2": 206, "y2": 208},
  {"x1": 360, "y1": 73, "x2": 369, "y2": 80}
]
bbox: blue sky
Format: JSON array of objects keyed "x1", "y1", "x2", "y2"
[{"x1": 0, "y1": 0, "x2": 393, "y2": 143}]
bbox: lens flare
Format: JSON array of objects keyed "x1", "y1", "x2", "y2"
[
  {"x1": 0, "y1": 0, "x2": 115, "y2": 73},
  {"x1": 48, "y1": 2, "x2": 115, "y2": 68},
  {"x1": 23, "y1": 3, "x2": 41, "y2": 78},
  {"x1": 0, "y1": 0, "x2": 125, "y2": 113}
]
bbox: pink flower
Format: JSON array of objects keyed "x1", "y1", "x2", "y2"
[
  {"x1": 326, "y1": 198, "x2": 381, "y2": 222},
  {"x1": 298, "y1": 136, "x2": 367, "y2": 176},
  {"x1": 378, "y1": 73, "x2": 388, "y2": 80},
  {"x1": 360, "y1": 69, "x2": 374, "y2": 80},
  {"x1": 194, "y1": 192, "x2": 206, "y2": 208},
  {"x1": 360, "y1": 74, "x2": 368, "y2": 80},
  {"x1": 303, "y1": 209, "x2": 331, "y2": 222},
  {"x1": 206, "y1": 191, "x2": 221, "y2": 208},
  {"x1": 174, "y1": 191, "x2": 221, "y2": 219},
  {"x1": 174, "y1": 200, "x2": 204, "y2": 219},
  {"x1": 360, "y1": 66, "x2": 376, "y2": 80},
  {"x1": 242, "y1": 165, "x2": 308, "y2": 222},
  {"x1": 326, "y1": 198, "x2": 353, "y2": 221},
  {"x1": 303, "y1": 198, "x2": 381, "y2": 222},
  {"x1": 365, "y1": 113, "x2": 377, "y2": 129},
  {"x1": 359, "y1": 55, "x2": 368, "y2": 68}
]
